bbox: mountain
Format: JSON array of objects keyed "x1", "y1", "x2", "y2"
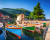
[
  {"x1": 1, "y1": 8, "x2": 31, "y2": 16},
  {"x1": 0, "y1": 9, "x2": 11, "y2": 16}
]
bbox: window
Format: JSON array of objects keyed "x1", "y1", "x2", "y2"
[{"x1": 21, "y1": 15, "x2": 23, "y2": 17}]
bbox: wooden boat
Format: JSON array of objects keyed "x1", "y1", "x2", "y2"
[
  {"x1": 22, "y1": 26, "x2": 35, "y2": 37},
  {"x1": 5, "y1": 24, "x2": 22, "y2": 39},
  {"x1": 22, "y1": 26, "x2": 35, "y2": 33},
  {"x1": 5, "y1": 30, "x2": 21, "y2": 40}
]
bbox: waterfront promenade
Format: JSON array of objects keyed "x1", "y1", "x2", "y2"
[{"x1": 45, "y1": 27, "x2": 50, "y2": 40}]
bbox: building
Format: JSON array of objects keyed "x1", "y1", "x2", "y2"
[
  {"x1": 17, "y1": 14, "x2": 24, "y2": 21},
  {"x1": 0, "y1": 13, "x2": 9, "y2": 20},
  {"x1": 16, "y1": 14, "x2": 24, "y2": 24}
]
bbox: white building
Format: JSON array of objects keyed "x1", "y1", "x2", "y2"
[{"x1": 16, "y1": 14, "x2": 24, "y2": 24}]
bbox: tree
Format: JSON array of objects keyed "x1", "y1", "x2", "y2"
[
  {"x1": 30, "y1": 2, "x2": 45, "y2": 20},
  {"x1": 29, "y1": 12, "x2": 34, "y2": 18},
  {"x1": 33, "y1": 2, "x2": 45, "y2": 19}
]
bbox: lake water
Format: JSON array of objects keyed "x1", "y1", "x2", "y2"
[{"x1": 0, "y1": 28, "x2": 34, "y2": 40}]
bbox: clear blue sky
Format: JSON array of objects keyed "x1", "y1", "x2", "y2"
[{"x1": 0, "y1": 0, "x2": 50, "y2": 19}]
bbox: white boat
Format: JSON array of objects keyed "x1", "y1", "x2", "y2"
[{"x1": 0, "y1": 23, "x2": 3, "y2": 31}]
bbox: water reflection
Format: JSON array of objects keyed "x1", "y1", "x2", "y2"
[
  {"x1": 5, "y1": 30, "x2": 20, "y2": 40},
  {"x1": 0, "y1": 30, "x2": 5, "y2": 40},
  {"x1": 0, "y1": 30, "x2": 3, "y2": 35},
  {"x1": 4, "y1": 30, "x2": 34, "y2": 40}
]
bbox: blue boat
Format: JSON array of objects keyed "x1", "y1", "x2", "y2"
[{"x1": 5, "y1": 25, "x2": 22, "y2": 39}]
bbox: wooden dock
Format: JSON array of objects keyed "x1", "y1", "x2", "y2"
[{"x1": 45, "y1": 27, "x2": 50, "y2": 40}]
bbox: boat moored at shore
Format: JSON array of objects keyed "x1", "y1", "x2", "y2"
[
  {"x1": 0, "y1": 22, "x2": 3, "y2": 31},
  {"x1": 5, "y1": 24, "x2": 22, "y2": 39}
]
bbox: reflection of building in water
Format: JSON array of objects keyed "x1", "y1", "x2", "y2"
[{"x1": 16, "y1": 14, "x2": 24, "y2": 24}]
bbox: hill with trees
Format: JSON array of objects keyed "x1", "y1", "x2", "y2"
[
  {"x1": 0, "y1": 8, "x2": 31, "y2": 18},
  {"x1": 2, "y1": 8, "x2": 31, "y2": 16}
]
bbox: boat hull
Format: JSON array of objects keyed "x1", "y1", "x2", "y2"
[
  {"x1": 6, "y1": 30, "x2": 21, "y2": 39},
  {"x1": 22, "y1": 26, "x2": 35, "y2": 38},
  {"x1": 5, "y1": 28, "x2": 21, "y2": 39}
]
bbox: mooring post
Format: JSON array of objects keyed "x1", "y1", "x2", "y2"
[{"x1": 21, "y1": 28, "x2": 23, "y2": 37}]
